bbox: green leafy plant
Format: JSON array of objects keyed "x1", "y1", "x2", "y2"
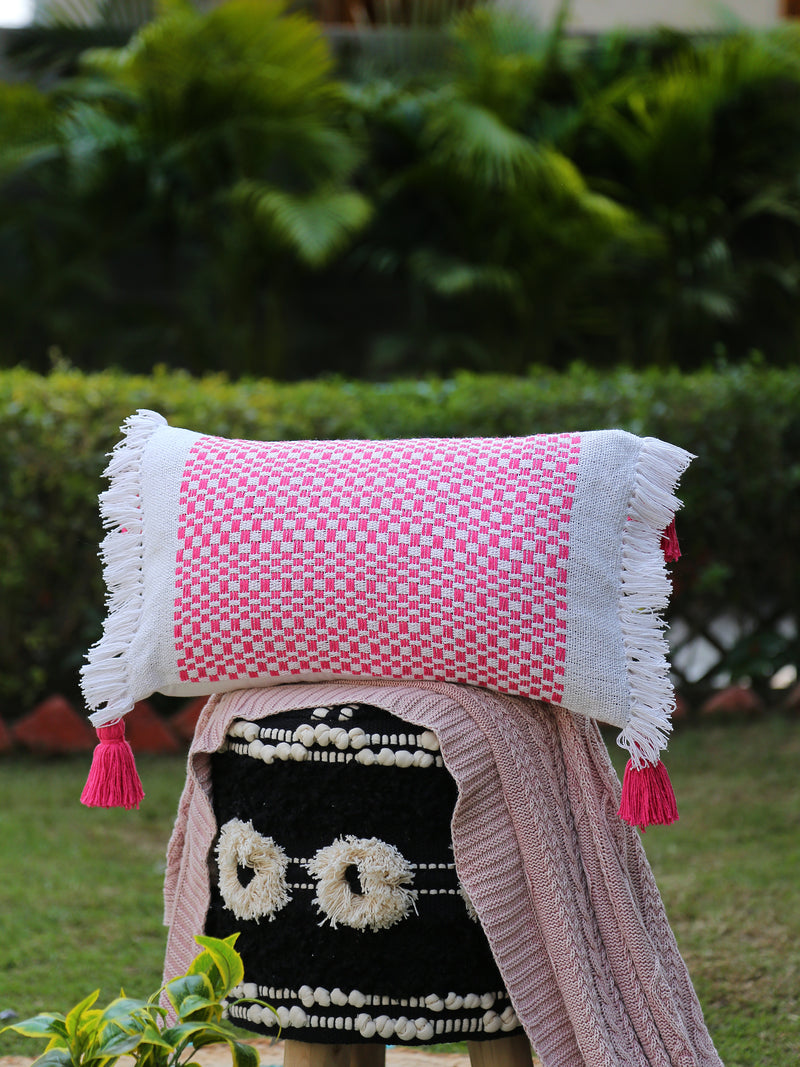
[{"x1": 0, "y1": 935, "x2": 269, "y2": 1067}]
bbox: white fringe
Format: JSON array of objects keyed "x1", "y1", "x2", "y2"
[
  {"x1": 616, "y1": 437, "x2": 695, "y2": 769},
  {"x1": 80, "y1": 409, "x2": 167, "y2": 728}
]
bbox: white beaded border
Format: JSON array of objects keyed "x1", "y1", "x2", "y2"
[
  {"x1": 226, "y1": 992, "x2": 519, "y2": 1041},
  {"x1": 231, "y1": 983, "x2": 504, "y2": 1012},
  {"x1": 286, "y1": 857, "x2": 455, "y2": 872},
  {"x1": 284, "y1": 882, "x2": 464, "y2": 898},
  {"x1": 227, "y1": 884, "x2": 467, "y2": 898},
  {"x1": 224, "y1": 733, "x2": 445, "y2": 769},
  {"x1": 229, "y1": 721, "x2": 440, "y2": 751}
]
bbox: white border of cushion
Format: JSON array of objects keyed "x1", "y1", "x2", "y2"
[
  {"x1": 616, "y1": 436, "x2": 694, "y2": 765},
  {"x1": 81, "y1": 409, "x2": 200, "y2": 724},
  {"x1": 561, "y1": 431, "x2": 693, "y2": 766}
]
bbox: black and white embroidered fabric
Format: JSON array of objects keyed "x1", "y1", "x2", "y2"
[{"x1": 206, "y1": 701, "x2": 521, "y2": 1045}]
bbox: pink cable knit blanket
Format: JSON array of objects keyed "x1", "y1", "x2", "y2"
[{"x1": 163, "y1": 681, "x2": 722, "y2": 1067}]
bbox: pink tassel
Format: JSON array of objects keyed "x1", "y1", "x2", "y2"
[
  {"x1": 661, "y1": 518, "x2": 681, "y2": 563},
  {"x1": 618, "y1": 759, "x2": 679, "y2": 830},
  {"x1": 80, "y1": 719, "x2": 145, "y2": 810}
]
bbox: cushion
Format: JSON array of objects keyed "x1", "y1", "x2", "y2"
[{"x1": 81, "y1": 410, "x2": 693, "y2": 767}]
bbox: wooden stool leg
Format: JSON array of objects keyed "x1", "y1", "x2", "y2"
[
  {"x1": 284, "y1": 1042, "x2": 351, "y2": 1067},
  {"x1": 468, "y1": 1033, "x2": 533, "y2": 1067},
  {"x1": 349, "y1": 1045, "x2": 386, "y2": 1067},
  {"x1": 283, "y1": 1043, "x2": 386, "y2": 1067}
]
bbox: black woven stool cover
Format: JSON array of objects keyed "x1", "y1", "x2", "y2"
[{"x1": 206, "y1": 700, "x2": 522, "y2": 1045}]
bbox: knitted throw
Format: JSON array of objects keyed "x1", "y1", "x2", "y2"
[
  {"x1": 82, "y1": 410, "x2": 692, "y2": 775},
  {"x1": 163, "y1": 681, "x2": 722, "y2": 1067}
]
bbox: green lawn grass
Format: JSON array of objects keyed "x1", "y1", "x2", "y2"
[
  {"x1": 0, "y1": 718, "x2": 798, "y2": 1065},
  {"x1": 607, "y1": 715, "x2": 800, "y2": 1067},
  {"x1": 0, "y1": 754, "x2": 186, "y2": 1051}
]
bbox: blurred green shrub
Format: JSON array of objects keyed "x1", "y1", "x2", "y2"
[
  {"x1": 0, "y1": 0, "x2": 370, "y2": 379},
  {"x1": 564, "y1": 29, "x2": 800, "y2": 369},
  {"x1": 3, "y1": 8, "x2": 800, "y2": 376},
  {"x1": 0, "y1": 361, "x2": 797, "y2": 715}
]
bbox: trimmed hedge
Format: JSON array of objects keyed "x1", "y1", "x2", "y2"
[{"x1": 0, "y1": 363, "x2": 797, "y2": 716}]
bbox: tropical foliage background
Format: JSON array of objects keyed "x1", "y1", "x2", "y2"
[{"x1": 2, "y1": 1, "x2": 800, "y2": 378}]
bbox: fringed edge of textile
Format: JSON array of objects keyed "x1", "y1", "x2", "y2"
[
  {"x1": 615, "y1": 437, "x2": 695, "y2": 770},
  {"x1": 80, "y1": 408, "x2": 167, "y2": 728}
]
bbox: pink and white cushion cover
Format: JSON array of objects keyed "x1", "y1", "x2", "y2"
[{"x1": 82, "y1": 410, "x2": 693, "y2": 773}]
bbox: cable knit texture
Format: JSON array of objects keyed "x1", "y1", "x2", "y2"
[{"x1": 163, "y1": 681, "x2": 722, "y2": 1067}]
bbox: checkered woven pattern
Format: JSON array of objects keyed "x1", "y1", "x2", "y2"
[{"x1": 173, "y1": 433, "x2": 581, "y2": 702}]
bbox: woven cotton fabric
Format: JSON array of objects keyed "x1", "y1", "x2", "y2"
[
  {"x1": 173, "y1": 431, "x2": 579, "y2": 702},
  {"x1": 82, "y1": 411, "x2": 693, "y2": 765},
  {"x1": 163, "y1": 682, "x2": 723, "y2": 1067}
]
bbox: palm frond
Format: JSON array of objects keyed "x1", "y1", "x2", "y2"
[
  {"x1": 77, "y1": 0, "x2": 357, "y2": 192},
  {"x1": 451, "y1": 6, "x2": 549, "y2": 61},
  {"x1": 152, "y1": 117, "x2": 361, "y2": 191},
  {"x1": 58, "y1": 101, "x2": 138, "y2": 189},
  {"x1": 0, "y1": 83, "x2": 61, "y2": 184},
  {"x1": 34, "y1": 0, "x2": 103, "y2": 27},
  {"x1": 446, "y1": 10, "x2": 548, "y2": 128},
  {"x1": 677, "y1": 286, "x2": 738, "y2": 322},
  {"x1": 84, "y1": 0, "x2": 336, "y2": 111},
  {"x1": 422, "y1": 94, "x2": 542, "y2": 189},
  {"x1": 232, "y1": 181, "x2": 373, "y2": 267},
  {"x1": 408, "y1": 248, "x2": 521, "y2": 300},
  {"x1": 34, "y1": 0, "x2": 155, "y2": 29}
]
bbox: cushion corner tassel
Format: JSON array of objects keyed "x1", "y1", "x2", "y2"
[
  {"x1": 661, "y1": 518, "x2": 682, "y2": 563},
  {"x1": 80, "y1": 719, "x2": 145, "y2": 810},
  {"x1": 618, "y1": 758, "x2": 679, "y2": 831}
]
